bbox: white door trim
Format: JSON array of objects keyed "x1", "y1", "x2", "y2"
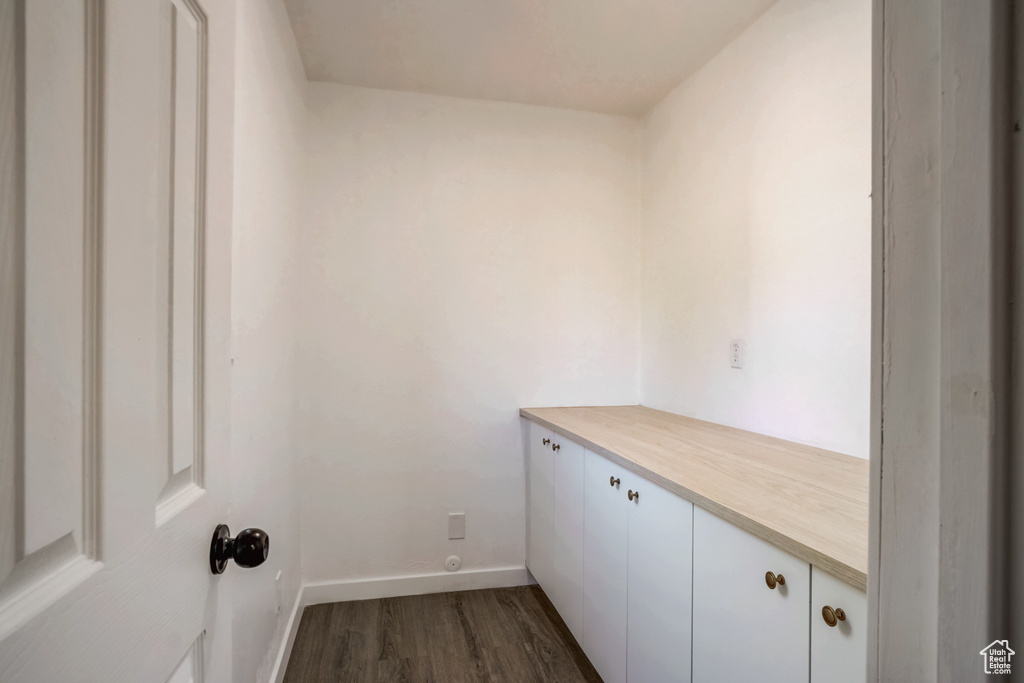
[{"x1": 869, "y1": 2, "x2": 1019, "y2": 680}]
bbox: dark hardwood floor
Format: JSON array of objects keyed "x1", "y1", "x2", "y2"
[{"x1": 282, "y1": 585, "x2": 603, "y2": 683}]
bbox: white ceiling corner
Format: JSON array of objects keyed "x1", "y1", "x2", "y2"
[{"x1": 282, "y1": 0, "x2": 779, "y2": 116}]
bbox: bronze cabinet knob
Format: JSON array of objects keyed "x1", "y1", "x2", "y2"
[
  {"x1": 628, "y1": 489, "x2": 639, "y2": 502},
  {"x1": 609, "y1": 476, "x2": 620, "y2": 487},
  {"x1": 542, "y1": 438, "x2": 550, "y2": 445},
  {"x1": 765, "y1": 571, "x2": 786, "y2": 589},
  {"x1": 822, "y1": 605, "x2": 846, "y2": 627},
  {"x1": 552, "y1": 443, "x2": 560, "y2": 451}
]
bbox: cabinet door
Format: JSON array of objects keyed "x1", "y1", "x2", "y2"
[
  {"x1": 551, "y1": 435, "x2": 586, "y2": 643},
  {"x1": 527, "y1": 422, "x2": 554, "y2": 589},
  {"x1": 627, "y1": 474, "x2": 693, "y2": 683},
  {"x1": 810, "y1": 567, "x2": 866, "y2": 683},
  {"x1": 582, "y1": 449, "x2": 630, "y2": 683},
  {"x1": 692, "y1": 507, "x2": 810, "y2": 683}
]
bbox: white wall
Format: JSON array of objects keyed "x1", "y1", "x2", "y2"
[
  {"x1": 230, "y1": 2, "x2": 306, "y2": 681},
  {"x1": 639, "y1": 0, "x2": 871, "y2": 457},
  {"x1": 300, "y1": 83, "x2": 641, "y2": 583}
]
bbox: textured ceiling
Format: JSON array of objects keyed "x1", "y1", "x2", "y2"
[{"x1": 283, "y1": 0, "x2": 778, "y2": 116}]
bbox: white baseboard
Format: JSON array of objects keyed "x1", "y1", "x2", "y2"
[
  {"x1": 268, "y1": 565, "x2": 529, "y2": 683},
  {"x1": 303, "y1": 565, "x2": 530, "y2": 606},
  {"x1": 267, "y1": 584, "x2": 306, "y2": 683}
]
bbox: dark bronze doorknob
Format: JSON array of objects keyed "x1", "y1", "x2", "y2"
[{"x1": 210, "y1": 524, "x2": 269, "y2": 574}]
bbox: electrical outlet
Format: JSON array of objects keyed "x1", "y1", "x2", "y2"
[
  {"x1": 448, "y1": 512, "x2": 465, "y2": 540},
  {"x1": 730, "y1": 339, "x2": 744, "y2": 369}
]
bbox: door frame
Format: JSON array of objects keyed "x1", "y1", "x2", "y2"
[{"x1": 868, "y1": 1, "x2": 1019, "y2": 680}]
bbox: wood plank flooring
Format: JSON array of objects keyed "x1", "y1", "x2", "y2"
[{"x1": 283, "y1": 585, "x2": 603, "y2": 683}]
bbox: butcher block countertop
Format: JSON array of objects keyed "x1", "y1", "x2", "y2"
[{"x1": 520, "y1": 405, "x2": 870, "y2": 591}]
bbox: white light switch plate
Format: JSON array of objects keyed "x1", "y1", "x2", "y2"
[{"x1": 449, "y1": 512, "x2": 466, "y2": 539}]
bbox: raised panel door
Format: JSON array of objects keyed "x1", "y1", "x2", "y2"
[{"x1": 0, "y1": 1, "x2": 237, "y2": 679}]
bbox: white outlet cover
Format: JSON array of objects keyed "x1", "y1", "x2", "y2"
[
  {"x1": 446, "y1": 555, "x2": 462, "y2": 572},
  {"x1": 730, "y1": 339, "x2": 744, "y2": 369},
  {"x1": 448, "y1": 512, "x2": 466, "y2": 539}
]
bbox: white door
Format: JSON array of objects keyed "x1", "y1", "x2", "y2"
[
  {"x1": 626, "y1": 473, "x2": 693, "y2": 683},
  {"x1": 810, "y1": 566, "x2": 867, "y2": 683},
  {"x1": 550, "y1": 433, "x2": 585, "y2": 643},
  {"x1": 692, "y1": 507, "x2": 810, "y2": 683},
  {"x1": 0, "y1": 0, "x2": 238, "y2": 681},
  {"x1": 582, "y1": 449, "x2": 629, "y2": 683},
  {"x1": 527, "y1": 421, "x2": 554, "y2": 588}
]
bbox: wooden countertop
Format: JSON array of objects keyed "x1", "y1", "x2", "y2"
[{"x1": 520, "y1": 405, "x2": 869, "y2": 591}]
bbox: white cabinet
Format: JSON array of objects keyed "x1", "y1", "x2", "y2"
[
  {"x1": 692, "y1": 506, "x2": 810, "y2": 683},
  {"x1": 550, "y1": 433, "x2": 586, "y2": 642},
  {"x1": 527, "y1": 422, "x2": 554, "y2": 589},
  {"x1": 582, "y1": 450, "x2": 630, "y2": 683},
  {"x1": 526, "y1": 423, "x2": 586, "y2": 644},
  {"x1": 524, "y1": 417, "x2": 865, "y2": 683},
  {"x1": 627, "y1": 473, "x2": 693, "y2": 683},
  {"x1": 582, "y1": 449, "x2": 694, "y2": 683},
  {"x1": 811, "y1": 566, "x2": 867, "y2": 683}
]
